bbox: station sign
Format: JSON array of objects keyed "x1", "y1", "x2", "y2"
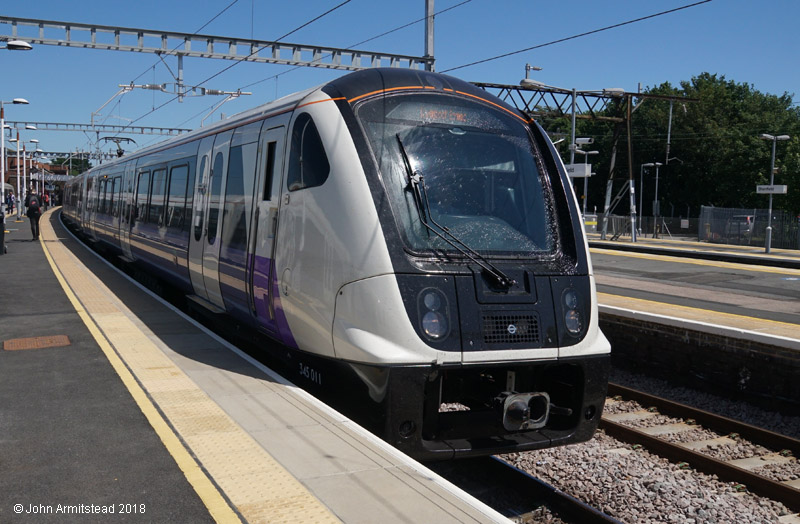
[
  {"x1": 756, "y1": 184, "x2": 788, "y2": 194},
  {"x1": 566, "y1": 164, "x2": 592, "y2": 178}
]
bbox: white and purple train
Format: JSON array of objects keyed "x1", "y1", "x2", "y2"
[{"x1": 62, "y1": 68, "x2": 610, "y2": 460}]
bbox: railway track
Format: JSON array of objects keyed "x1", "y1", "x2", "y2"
[
  {"x1": 602, "y1": 383, "x2": 800, "y2": 514},
  {"x1": 430, "y1": 456, "x2": 621, "y2": 523}
]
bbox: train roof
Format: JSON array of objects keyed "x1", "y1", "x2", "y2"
[
  {"x1": 82, "y1": 68, "x2": 517, "y2": 175},
  {"x1": 323, "y1": 68, "x2": 495, "y2": 104}
]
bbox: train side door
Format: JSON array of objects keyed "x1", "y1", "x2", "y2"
[
  {"x1": 188, "y1": 131, "x2": 232, "y2": 309},
  {"x1": 120, "y1": 162, "x2": 137, "y2": 260},
  {"x1": 188, "y1": 135, "x2": 215, "y2": 302},
  {"x1": 248, "y1": 125, "x2": 285, "y2": 333},
  {"x1": 111, "y1": 175, "x2": 123, "y2": 246},
  {"x1": 83, "y1": 175, "x2": 96, "y2": 239}
]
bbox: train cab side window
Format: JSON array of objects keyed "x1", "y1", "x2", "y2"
[
  {"x1": 287, "y1": 113, "x2": 329, "y2": 192},
  {"x1": 166, "y1": 164, "x2": 189, "y2": 229},
  {"x1": 263, "y1": 141, "x2": 277, "y2": 201}
]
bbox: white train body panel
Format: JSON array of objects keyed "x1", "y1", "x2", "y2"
[{"x1": 61, "y1": 69, "x2": 610, "y2": 460}]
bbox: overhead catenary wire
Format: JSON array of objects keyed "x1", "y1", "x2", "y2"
[
  {"x1": 238, "y1": 0, "x2": 473, "y2": 91},
  {"x1": 106, "y1": 0, "x2": 353, "y2": 144},
  {"x1": 142, "y1": 1, "x2": 473, "y2": 148},
  {"x1": 441, "y1": 0, "x2": 714, "y2": 73}
]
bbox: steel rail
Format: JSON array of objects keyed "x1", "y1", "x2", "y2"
[
  {"x1": 607, "y1": 383, "x2": 800, "y2": 455},
  {"x1": 431, "y1": 456, "x2": 622, "y2": 524},
  {"x1": 602, "y1": 384, "x2": 800, "y2": 513}
]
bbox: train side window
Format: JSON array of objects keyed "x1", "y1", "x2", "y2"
[
  {"x1": 207, "y1": 152, "x2": 225, "y2": 245},
  {"x1": 263, "y1": 141, "x2": 277, "y2": 201},
  {"x1": 183, "y1": 161, "x2": 196, "y2": 233},
  {"x1": 222, "y1": 144, "x2": 254, "y2": 255},
  {"x1": 98, "y1": 179, "x2": 107, "y2": 214},
  {"x1": 287, "y1": 113, "x2": 329, "y2": 192},
  {"x1": 166, "y1": 164, "x2": 189, "y2": 229},
  {"x1": 194, "y1": 156, "x2": 207, "y2": 241},
  {"x1": 113, "y1": 176, "x2": 122, "y2": 218},
  {"x1": 108, "y1": 178, "x2": 116, "y2": 216},
  {"x1": 136, "y1": 171, "x2": 151, "y2": 223},
  {"x1": 150, "y1": 168, "x2": 167, "y2": 225},
  {"x1": 86, "y1": 177, "x2": 95, "y2": 212}
]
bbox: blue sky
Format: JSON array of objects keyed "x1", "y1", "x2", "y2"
[{"x1": 1, "y1": 0, "x2": 797, "y2": 157}]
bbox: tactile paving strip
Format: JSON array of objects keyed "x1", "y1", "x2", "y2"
[
  {"x1": 3, "y1": 334, "x2": 71, "y2": 351},
  {"x1": 39, "y1": 216, "x2": 341, "y2": 524}
]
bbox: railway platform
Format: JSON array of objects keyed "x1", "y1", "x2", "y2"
[
  {"x1": 0, "y1": 210, "x2": 509, "y2": 524},
  {"x1": 588, "y1": 232, "x2": 800, "y2": 270},
  {"x1": 588, "y1": 232, "x2": 800, "y2": 344},
  {"x1": 588, "y1": 232, "x2": 800, "y2": 411}
]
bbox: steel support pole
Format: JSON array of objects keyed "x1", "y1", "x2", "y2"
[
  {"x1": 15, "y1": 131, "x2": 21, "y2": 219},
  {"x1": 582, "y1": 154, "x2": 589, "y2": 216},
  {"x1": 653, "y1": 164, "x2": 660, "y2": 238},
  {"x1": 424, "y1": 0, "x2": 435, "y2": 71},
  {"x1": 665, "y1": 99, "x2": 673, "y2": 166},
  {"x1": 627, "y1": 95, "x2": 637, "y2": 242},
  {"x1": 178, "y1": 54, "x2": 184, "y2": 102},
  {"x1": 0, "y1": 104, "x2": 5, "y2": 208},
  {"x1": 766, "y1": 138, "x2": 776, "y2": 253},
  {"x1": 639, "y1": 164, "x2": 644, "y2": 235}
]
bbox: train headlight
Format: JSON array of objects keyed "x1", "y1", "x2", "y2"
[
  {"x1": 562, "y1": 289, "x2": 583, "y2": 336},
  {"x1": 418, "y1": 288, "x2": 449, "y2": 341}
]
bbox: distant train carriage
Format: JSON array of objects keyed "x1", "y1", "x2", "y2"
[{"x1": 62, "y1": 68, "x2": 610, "y2": 460}]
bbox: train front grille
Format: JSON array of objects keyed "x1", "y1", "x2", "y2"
[{"x1": 482, "y1": 314, "x2": 540, "y2": 344}]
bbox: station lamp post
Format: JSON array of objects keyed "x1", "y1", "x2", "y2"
[
  {"x1": 639, "y1": 163, "x2": 655, "y2": 235},
  {"x1": 759, "y1": 133, "x2": 790, "y2": 253},
  {"x1": 575, "y1": 149, "x2": 598, "y2": 216},
  {"x1": 9, "y1": 126, "x2": 37, "y2": 219},
  {"x1": 1, "y1": 99, "x2": 29, "y2": 212},
  {"x1": 651, "y1": 162, "x2": 664, "y2": 237},
  {"x1": 26, "y1": 139, "x2": 40, "y2": 192},
  {"x1": 1, "y1": 39, "x2": 33, "y2": 216}
]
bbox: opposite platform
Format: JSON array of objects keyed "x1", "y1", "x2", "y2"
[{"x1": 1, "y1": 209, "x2": 509, "y2": 524}]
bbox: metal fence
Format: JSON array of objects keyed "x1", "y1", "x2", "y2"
[
  {"x1": 597, "y1": 210, "x2": 800, "y2": 250},
  {"x1": 698, "y1": 206, "x2": 799, "y2": 249}
]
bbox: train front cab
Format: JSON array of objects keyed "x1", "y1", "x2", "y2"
[{"x1": 317, "y1": 69, "x2": 611, "y2": 460}]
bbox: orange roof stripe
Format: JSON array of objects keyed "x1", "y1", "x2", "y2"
[{"x1": 347, "y1": 85, "x2": 532, "y2": 124}]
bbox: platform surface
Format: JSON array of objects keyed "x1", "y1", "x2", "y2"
[{"x1": 1, "y1": 210, "x2": 509, "y2": 524}]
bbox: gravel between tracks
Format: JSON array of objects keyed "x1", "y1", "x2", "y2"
[
  {"x1": 501, "y1": 431, "x2": 791, "y2": 523},
  {"x1": 610, "y1": 368, "x2": 800, "y2": 439},
  {"x1": 500, "y1": 368, "x2": 798, "y2": 523}
]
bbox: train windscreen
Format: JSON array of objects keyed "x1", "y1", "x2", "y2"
[{"x1": 357, "y1": 93, "x2": 556, "y2": 257}]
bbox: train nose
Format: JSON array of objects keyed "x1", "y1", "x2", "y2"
[{"x1": 497, "y1": 392, "x2": 550, "y2": 431}]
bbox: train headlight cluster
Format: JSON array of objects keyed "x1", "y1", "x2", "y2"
[
  {"x1": 418, "y1": 288, "x2": 449, "y2": 341},
  {"x1": 562, "y1": 288, "x2": 583, "y2": 336}
]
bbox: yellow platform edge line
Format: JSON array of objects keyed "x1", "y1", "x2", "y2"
[
  {"x1": 598, "y1": 291, "x2": 800, "y2": 331},
  {"x1": 39, "y1": 231, "x2": 242, "y2": 524},
  {"x1": 590, "y1": 247, "x2": 800, "y2": 276}
]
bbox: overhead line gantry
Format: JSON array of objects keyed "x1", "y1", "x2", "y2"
[
  {"x1": 473, "y1": 82, "x2": 697, "y2": 241},
  {"x1": 0, "y1": 15, "x2": 432, "y2": 71}
]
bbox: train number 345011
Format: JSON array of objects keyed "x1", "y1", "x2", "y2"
[{"x1": 299, "y1": 363, "x2": 322, "y2": 385}]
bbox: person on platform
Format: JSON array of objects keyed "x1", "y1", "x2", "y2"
[{"x1": 25, "y1": 190, "x2": 42, "y2": 240}]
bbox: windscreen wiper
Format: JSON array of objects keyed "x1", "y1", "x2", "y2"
[{"x1": 396, "y1": 134, "x2": 515, "y2": 289}]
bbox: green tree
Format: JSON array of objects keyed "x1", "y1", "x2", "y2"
[{"x1": 552, "y1": 73, "x2": 800, "y2": 218}]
